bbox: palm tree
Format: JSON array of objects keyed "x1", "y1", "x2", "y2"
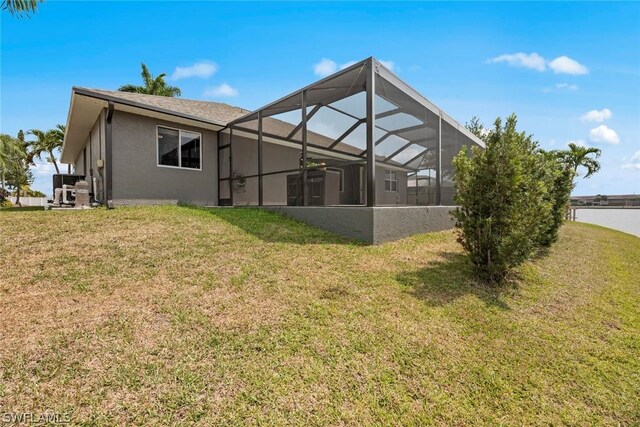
[
  {"x1": 0, "y1": 133, "x2": 31, "y2": 205},
  {"x1": 1, "y1": 0, "x2": 42, "y2": 17},
  {"x1": 118, "y1": 63, "x2": 182, "y2": 97},
  {"x1": 562, "y1": 143, "x2": 601, "y2": 179},
  {"x1": 28, "y1": 124, "x2": 65, "y2": 174}
]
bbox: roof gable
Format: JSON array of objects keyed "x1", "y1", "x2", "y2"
[{"x1": 73, "y1": 87, "x2": 250, "y2": 125}]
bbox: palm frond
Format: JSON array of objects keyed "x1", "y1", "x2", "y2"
[
  {"x1": 119, "y1": 63, "x2": 181, "y2": 97},
  {"x1": 140, "y1": 63, "x2": 153, "y2": 89},
  {"x1": 1, "y1": 0, "x2": 42, "y2": 17},
  {"x1": 118, "y1": 84, "x2": 146, "y2": 93}
]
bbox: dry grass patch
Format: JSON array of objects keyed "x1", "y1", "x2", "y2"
[{"x1": 0, "y1": 206, "x2": 638, "y2": 425}]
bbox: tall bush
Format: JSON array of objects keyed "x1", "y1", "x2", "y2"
[
  {"x1": 453, "y1": 114, "x2": 552, "y2": 282},
  {"x1": 536, "y1": 151, "x2": 575, "y2": 247}
]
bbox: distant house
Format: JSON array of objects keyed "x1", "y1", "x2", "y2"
[
  {"x1": 571, "y1": 194, "x2": 640, "y2": 207},
  {"x1": 61, "y1": 58, "x2": 484, "y2": 242}
]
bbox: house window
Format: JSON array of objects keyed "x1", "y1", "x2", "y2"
[
  {"x1": 157, "y1": 126, "x2": 201, "y2": 169},
  {"x1": 385, "y1": 170, "x2": 397, "y2": 192},
  {"x1": 180, "y1": 131, "x2": 201, "y2": 169}
]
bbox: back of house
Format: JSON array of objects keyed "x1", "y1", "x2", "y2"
[{"x1": 61, "y1": 58, "x2": 484, "y2": 242}]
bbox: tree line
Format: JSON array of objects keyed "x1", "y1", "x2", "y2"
[{"x1": 0, "y1": 126, "x2": 65, "y2": 205}]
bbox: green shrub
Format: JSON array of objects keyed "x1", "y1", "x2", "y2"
[
  {"x1": 0, "y1": 188, "x2": 12, "y2": 207},
  {"x1": 536, "y1": 151, "x2": 574, "y2": 247},
  {"x1": 453, "y1": 114, "x2": 552, "y2": 282}
]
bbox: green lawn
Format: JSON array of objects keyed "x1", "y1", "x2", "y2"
[{"x1": 0, "y1": 206, "x2": 638, "y2": 425}]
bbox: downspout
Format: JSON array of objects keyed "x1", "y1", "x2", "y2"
[
  {"x1": 105, "y1": 101, "x2": 114, "y2": 209},
  {"x1": 436, "y1": 113, "x2": 442, "y2": 206},
  {"x1": 229, "y1": 128, "x2": 234, "y2": 206},
  {"x1": 258, "y1": 110, "x2": 263, "y2": 206}
]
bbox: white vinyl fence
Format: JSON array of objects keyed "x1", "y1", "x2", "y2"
[{"x1": 8, "y1": 196, "x2": 49, "y2": 207}]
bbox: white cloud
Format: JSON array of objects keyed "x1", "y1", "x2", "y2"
[
  {"x1": 544, "y1": 82, "x2": 579, "y2": 93},
  {"x1": 203, "y1": 83, "x2": 238, "y2": 98},
  {"x1": 31, "y1": 160, "x2": 60, "y2": 176},
  {"x1": 314, "y1": 58, "x2": 396, "y2": 77},
  {"x1": 589, "y1": 125, "x2": 620, "y2": 144},
  {"x1": 556, "y1": 83, "x2": 578, "y2": 91},
  {"x1": 548, "y1": 56, "x2": 589, "y2": 75},
  {"x1": 313, "y1": 58, "x2": 338, "y2": 77},
  {"x1": 488, "y1": 52, "x2": 546, "y2": 71},
  {"x1": 28, "y1": 158, "x2": 70, "y2": 191},
  {"x1": 622, "y1": 150, "x2": 640, "y2": 170},
  {"x1": 171, "y1": 61, "x2": 218, "y2": 80},
  {"x1": 581, "y1": 108, "x2": 612, "y2": 123},
  {"x1": 488, "y1": 53, "x2": 588, "y2": 75}
]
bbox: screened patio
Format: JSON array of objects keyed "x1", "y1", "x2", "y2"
[{"x1": 218, "y1": 57, "x2": 484, "y2": 208}]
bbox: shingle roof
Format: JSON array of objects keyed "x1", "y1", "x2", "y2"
[
  {"x1": 74, "y1": 87, "x2": 251, "y2": 125},
  {"x1": 76, "y1": 87, "x2": 363, "y2": 154},
  {"x1": 72, "y1": 87, "x2": 405, "y2": 166}
]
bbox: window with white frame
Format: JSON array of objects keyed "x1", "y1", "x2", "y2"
[
  {"x1": 157, "y1": 126, "x2": 201, "y2": 169},
  {"x1": 384, "y1": 170, "x2": 397, "y2": 192}
]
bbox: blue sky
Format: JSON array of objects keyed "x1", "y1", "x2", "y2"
[{"x1": 2, "y1": 1, "x2": 639, "y2": 196}]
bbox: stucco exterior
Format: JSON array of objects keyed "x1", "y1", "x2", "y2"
[
  {"x1": 110, "y1": 111, "x2": 218, "y2": 206},
  {"x1": 230, "y1": 134, "x2": 301, "y2": 206},
  {"x1": 70, "y1": 110, "x2": 219, "y2": 206},
  {"x1": 372, "y1": 206, "x2": 455, "y2": 243},
  {"x1": 228, "y1": 133, "x2": 409, "y2": 206},
  {"x1": 264, "y1": 206, "x2": 456, "y2": 244},
  {"x1": 64, "y1": 97, "x2": 419, "y2": 210},
  {"x1": 72, "y1": 110, "x2": 106, "y2": 202},
  {"x1": 376, "y1": 169, "x2": 408, "y2": 206}
]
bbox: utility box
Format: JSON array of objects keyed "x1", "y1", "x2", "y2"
[
  {"x1": 74, "y1": 180, "x2": 91, "y2": 207},
  {"x1": 52, "y1": 174, "x2": 84, "y2": 197}
]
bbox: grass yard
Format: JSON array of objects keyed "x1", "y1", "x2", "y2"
[{"x1": 0, "y1": 206, "x2": 638, "y2": 425}]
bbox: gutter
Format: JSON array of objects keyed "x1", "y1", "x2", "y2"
[
  {"x1": 72, "y1": 87, "x2": 228, "y2": 128},
  {"x1": 61, "y1": 88, "x2": 229, "y2": 163},
  {"x1": 105, "y1": 101, "x2": 114, "y2": 209}
]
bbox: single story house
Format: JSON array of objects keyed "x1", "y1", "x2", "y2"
[{"x1": 61, "y1": 57, "x2": 484, "y2": 243}]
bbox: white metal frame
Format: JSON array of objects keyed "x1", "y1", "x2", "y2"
[{"x1": 156, "y1": 125, "x2": 203, "y2": 171}]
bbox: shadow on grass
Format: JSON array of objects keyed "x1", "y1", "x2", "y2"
[
  {"x1": 396, "y1": 251, "x2": 512, "y2": 310},
  {"x1": 181, "y1": 205, "x2": 359, "y2": 245}
]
